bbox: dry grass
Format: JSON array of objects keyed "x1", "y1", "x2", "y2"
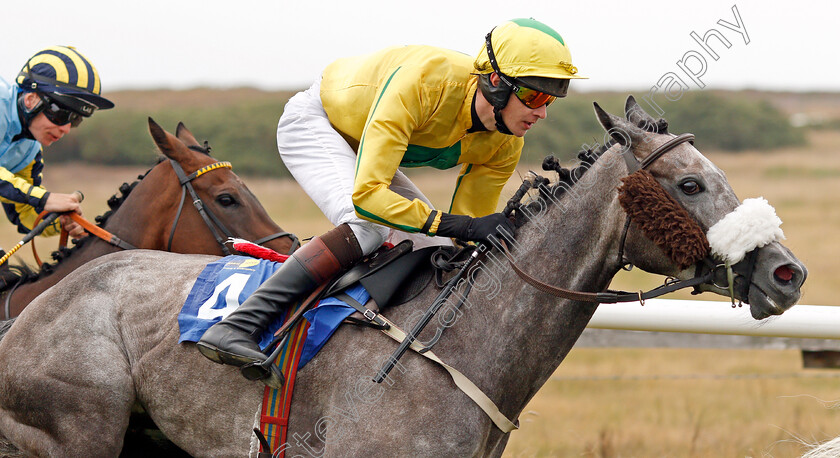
[
  {"x1": 2, "y1": 130, "x2": 839, "y2": 457},
  {"x1": 506, "y1": 349, "x2": 840, "y2": 457}
]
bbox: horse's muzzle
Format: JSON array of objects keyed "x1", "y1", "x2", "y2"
[{"x1": 736, "y1": 243, "x2": 807, "y2": 320}]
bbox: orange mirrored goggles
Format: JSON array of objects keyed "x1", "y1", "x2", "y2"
[
  {"x1": 512, "y1": 84, "x2": 556, "y2": 109},
  {"x1": 497, "y1": 74, "x2": 568, "y2": 109}
]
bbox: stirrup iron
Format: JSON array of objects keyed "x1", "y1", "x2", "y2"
[{"x1": 240, "y1": 359, "x2": 285, "y2": 389}]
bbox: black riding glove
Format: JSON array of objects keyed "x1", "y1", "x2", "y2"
[{"x1": 436, "y1": 212, "x2": 515, "y2": 244}]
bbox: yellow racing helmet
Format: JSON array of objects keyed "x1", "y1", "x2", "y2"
[
  {"x1": 475, "y1": 18, "x2": 585, "y2": 108},
  {"x1": 16, "y1": 46, "x2": 114, "y2": 116},
  {"x1": 475, "y1": 18, "x2": 585, "y2": 81}
]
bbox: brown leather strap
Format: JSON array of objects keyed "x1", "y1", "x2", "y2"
[
  {"x1": 500, "y1": 241, "x2": 714, "y2": 304},
  {"x1": 640, "y1": 133, "x2": 695, "y2": 169},
  {"x1": 624, "y1": 133, "x2": 695, "y2": 173},
  {"x1": 500, "y1": 241, "x2": 603, "y2": 302},
  {"x1": 272, "y1": 281, "x2": 331, "y2": 338},
  {"x1": 31, "y1": 211, "x2": 136, "y2": 267}
]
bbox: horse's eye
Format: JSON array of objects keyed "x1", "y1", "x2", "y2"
[
  {"x1": 679, "y1": 180, "x2": 702, "y2": 195},
  {"x1": 216, "y1": 194, "x2": 238, "y2": 207}
]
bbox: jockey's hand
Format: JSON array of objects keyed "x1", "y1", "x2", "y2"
[
  {"x1": 59, "y1": 214, "x2": 87, "y2": 240},
  {"x1": 436, "y1": 212, "x2": 515, "y2": 245},
  {"x1": 45, "y1": 192, "x2": 87, "y2": 239},
  {"x1": 43, "y1": 192, "x2": 82, "y2": 215}
]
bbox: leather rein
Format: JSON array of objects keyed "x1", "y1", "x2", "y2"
[{"x1": 501, "y1": 133, "x2": 716, "y2": 304}]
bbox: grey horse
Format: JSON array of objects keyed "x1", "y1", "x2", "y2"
[{"x1": 0, "y1": 97, "x2": 806, "y2": 456}]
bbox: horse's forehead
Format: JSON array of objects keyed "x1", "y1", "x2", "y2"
[
  {"x1": 664, "y1": 145, "x2": 718, "y2": 174},
  {"x1": 642, "y1": 134, "x2": 720, "y2": 176},
  {"x1": 174, "y1": 153, "x2": 230, "y2": 178}
]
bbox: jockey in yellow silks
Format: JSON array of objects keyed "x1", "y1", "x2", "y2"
[{"x1": 198, "y1": 18, "x2": 587, "y2": 381}]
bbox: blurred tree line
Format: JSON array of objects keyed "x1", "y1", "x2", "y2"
[
  {"x1": 49, "y1": 89, "x2": 806, "y2": 176},
  {"x1": 531, "y1": 91, "x2": 806, "y2": 163}
]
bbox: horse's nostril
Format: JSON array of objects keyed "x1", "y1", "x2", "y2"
[{"x1": 774, "y1": 265, "x2": 794, "y2": 284}]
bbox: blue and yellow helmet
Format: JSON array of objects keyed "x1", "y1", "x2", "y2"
[{"x1": 16, "y1": 46, "x2": 114, "y2": 116}]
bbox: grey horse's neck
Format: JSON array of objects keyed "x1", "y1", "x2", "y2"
[{"x1": 429, "y1": 147, "x2": 628, "y2": 423}]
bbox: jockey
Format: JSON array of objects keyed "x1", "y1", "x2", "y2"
[
  {"x1": 198, "y1": 18, "x2": 586, "y2": 370},
  {"x1": 0, "y1": 46, "x2": 113, "y2": 242}
]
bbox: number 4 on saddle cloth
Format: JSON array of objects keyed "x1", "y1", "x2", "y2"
[
  {"x1": 178, "y1": 238, "x2": 438, "y2": 373},
  {"x1": 178, "y1": 239, "x2": 458, "y2": 456}
]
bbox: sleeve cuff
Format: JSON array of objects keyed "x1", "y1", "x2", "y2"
[
  {"x1": 421, "y1": 210, "x2": 443, "y2": 236},
  {"x1": 36, "y1": 191, "x2": 50, "y2": 213}
]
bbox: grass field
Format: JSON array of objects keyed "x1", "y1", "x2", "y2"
[{"x1": 3, "y1": 129, "x2": 839, "y2": 457}]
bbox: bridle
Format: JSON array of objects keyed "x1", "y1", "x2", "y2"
[
  {"x1": 10, "y1": 154, "x2": 301, "y2": 318},
  {"x1": 373, "y1": 135, "x2": 710, "y2": 429},
  {"x1": 500, "y1": 132, "x2": 729, "y2": 304},
  {"x1": 168, "y1": 147, "x2": 300, "y2": 255}
]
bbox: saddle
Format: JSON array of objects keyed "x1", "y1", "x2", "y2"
[
  {"x1": 220, "y1": 238, "x2": 465, "y2": 388},
  {"x1": 325, "y1": 240, "x2": 459, "y2": 329}
]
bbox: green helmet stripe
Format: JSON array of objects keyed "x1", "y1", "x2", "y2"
[{"x1": 511, "y1": 18, "x2": 565, "y2": 46}]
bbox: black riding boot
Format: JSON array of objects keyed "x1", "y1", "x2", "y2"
[{"x1": 197, "y1": 223, "x2": 362, "y2": 368}]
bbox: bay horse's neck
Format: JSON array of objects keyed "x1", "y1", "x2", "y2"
[
  {"x1": 428, "y1": 148, "x2": 628, "y2": 425},
  {"x1": 100, "y1": 164, "x2": 181, "y2": 250},
  {"x1": 5, "y1": 164, "x2": 175, "y2": 318}
]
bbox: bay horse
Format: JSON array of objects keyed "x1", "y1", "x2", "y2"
[
  {"x1": 0, "y1": 98, "x2": 806, "y2": 456},
  {"x1": 0, "y1": 118, "x2": 298, "y2": 319}
]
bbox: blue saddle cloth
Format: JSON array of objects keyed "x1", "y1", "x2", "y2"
[{"x1": 178, "y1": 256, "x2": 368, "y2": 369}]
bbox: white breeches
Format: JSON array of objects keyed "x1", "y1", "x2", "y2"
[{"x1": 276, "y1": 80, "x2": 451, "y2": 255}]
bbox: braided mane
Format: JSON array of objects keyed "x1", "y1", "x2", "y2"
[
  {"x1": 504, "y1": 141, "x2": 613, "y2": 226},
  {"x1": 504, "y1": 111, "x2": 669, "y2": 225}
]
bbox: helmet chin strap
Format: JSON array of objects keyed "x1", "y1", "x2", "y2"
[
  {"x1": 493, "y1": 106, "x2": 513, "y2": 135},
  {"x1": 15, "y1": 92, "x2": 42, "y2": 138}
]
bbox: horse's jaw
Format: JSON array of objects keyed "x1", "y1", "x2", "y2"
[{"x1": 748, "y1": 286, "x2": 795, "y2": 320}]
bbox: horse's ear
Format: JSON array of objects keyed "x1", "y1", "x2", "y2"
[
  {"x1": 148, "y1": 118, "x2": 170, "y2": 149},
  {"x1": 175, "y1": 122, "x2": 201, "y2": 148},
  {"x1": 625, "y1": 96, "x2": 654, "y2": 128},
  {"x1": 595, "y1": 102, "x2": 627, "y2": 146},
  {"x1": 594, "y1": 102, "x2": 647, "y2": 148},
  {"x1": 148, "y1": 117, "x2": 186, "y2": 161},
  {"x1": 625, "y1": 95, "x2": 668, "y2": 134}
]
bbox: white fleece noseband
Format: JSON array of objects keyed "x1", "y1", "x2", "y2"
[{"x1": 706, "y1": 197, "x2": 785, "y2": 264}]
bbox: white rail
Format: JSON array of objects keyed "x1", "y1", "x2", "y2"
[{"x1": 587, "y1": 300, "x2": 840, "y2": 340}]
